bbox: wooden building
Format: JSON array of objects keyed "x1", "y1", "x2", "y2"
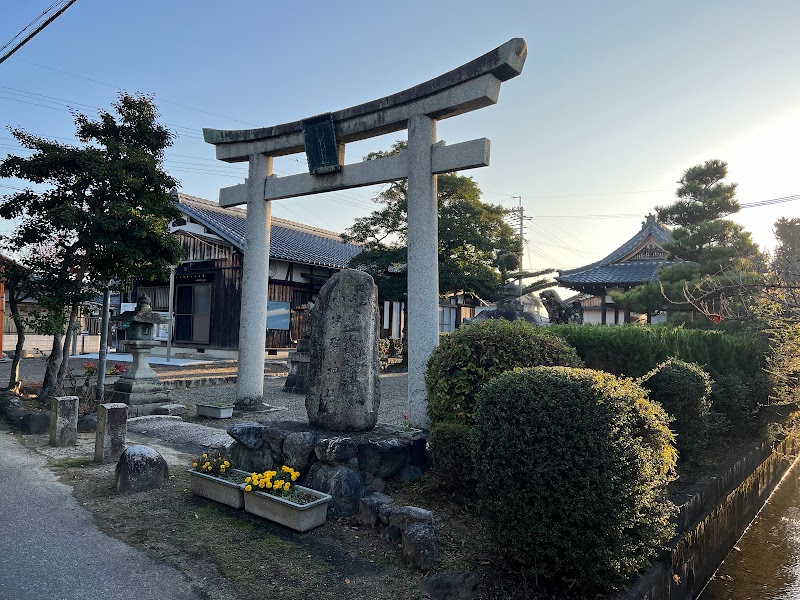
[
  {"x1": 133, "y1": 194, "x2": 362, "y2": 354},
  {"x1": 556, "y1": 215, "x2": 679, "y2": 325}
]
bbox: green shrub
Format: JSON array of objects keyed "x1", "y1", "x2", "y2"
[
  {"x1": 473, "y1": 366, "x2": 676, "y2": 591},
  {"x1": 638, "y1": 359, "x2": 713, "y2": 458},
  {"x1": 425, "y1": 320, "x2": 582, "y2": 426},
  {"x1": 549, "y1": 324, "x2": 769, "y2": 419},
  {"x1": 427, "y1": 422, "x2": 475, "y2": 493}
]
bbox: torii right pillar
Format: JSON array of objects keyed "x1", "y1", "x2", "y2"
[{"x1": 407, "y1": 114, "x2": 440, "y2": 429}]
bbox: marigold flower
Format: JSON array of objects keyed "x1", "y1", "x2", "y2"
[
  {"x1": 245, "y1": 485, "x2": 252, "y2": 492},
  {"x1": 245, "y1": 476, "x2": 251, "y2": 483},
  {"x1": 285, "y1": 482, "x2": 291, "y2": 491},
  {"x1": 192, "y1": 462, "x2": 198, "y2": 468}
]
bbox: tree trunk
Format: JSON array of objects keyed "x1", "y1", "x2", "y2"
[
  {"x1": 7, "y1": 295, "x2": 24, "y2": 393},
  {"x1": 56, "y1": 301, "x2": 80, "y2": 389},
  {"x1": 39, "y1": 333, "x2": 63, "y2": 399}
]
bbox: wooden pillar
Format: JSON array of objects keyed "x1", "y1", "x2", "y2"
[
  {"x1": 624, "y1": 308, "x2": 631, "y2": 324},
  {"x1": 614, "y1": 306, "x2": 619, "y2": 325},
  {"x1": 600, "y1": 288, "x2": 607, "y2": 325}
]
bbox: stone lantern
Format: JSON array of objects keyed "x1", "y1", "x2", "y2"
[{"x1": 110, "y1": 295, "x2": 170, "y2": 415}]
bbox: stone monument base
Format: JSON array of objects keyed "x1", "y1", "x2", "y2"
[{"x1": 110, "y1": 378, "x2": 170, "y2": 417}]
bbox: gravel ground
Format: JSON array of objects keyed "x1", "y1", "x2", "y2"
[{"x1": 1, "y1": 356, "x2": 410, "y2": 427}]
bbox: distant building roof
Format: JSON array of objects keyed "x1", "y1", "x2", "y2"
[
  {"x1": 177, "y1": 194, "x2": 362, "y2": 269},
  {"x1": 556, "y1": 215, "x2": 679, "y2": 291}
]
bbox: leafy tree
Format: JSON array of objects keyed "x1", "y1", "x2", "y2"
[
  {"x1": 613, "y1": 160, "x2": 761, "y2": 319},
  {"x1": 0, "y1": 93, "x2": 183, "y2": 396},
  {"x1": 343, "y1": 141, "x2": 547, "y2": 301}
]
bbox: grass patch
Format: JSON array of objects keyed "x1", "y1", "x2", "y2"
[{"x1": 53, "y1": 462, "x2": 419, "y2": 600}]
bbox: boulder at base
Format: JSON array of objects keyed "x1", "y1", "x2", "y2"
[{"x1": 114, "y1": 445, "x2": 168, "y2": 493}]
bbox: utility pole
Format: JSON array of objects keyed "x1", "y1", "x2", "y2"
[{"x1": 507, "y1": 196, "x2": 531, "y2": 295}]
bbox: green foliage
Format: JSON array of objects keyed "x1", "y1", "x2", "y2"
[
  {"x1": 638, "y1": 359, "x2": 714, "y2": 458},
  {"x1": 0, "y1": 93, "x2": 183, "y2": 392},
  {"x1": 343, "y1": 141, "x2": 539, "y2": 301},
  {"x1": 472, "y1": 367, "x2": 676, "y2": 590},
  {"x1": 548, "y1": 324, "x2": 767, "y2": 419},
  {"x1": 427, "y1": 422, "x2": 475, "y2": 493},
  {"x1": 425, "y1": 319, "x2": 582, "y2": 426}
]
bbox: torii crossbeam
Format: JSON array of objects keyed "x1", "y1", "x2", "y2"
[{"x1": 203, "y1": 38, "x2": 527, "y2": 427}]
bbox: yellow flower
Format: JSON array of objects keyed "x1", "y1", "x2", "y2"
[
  {"x1": 224, "y1": 461, "x2": 230, "y2": 467},
  {"x1": 282, "y1": 465, "x2": 290, "y2": 473},
  {"x1": 202, "y1": 454, "x2": 207, "y2": 459},
  {"x1": 245, "y1": 476, "x2": 251, "y2": 483},
  {"x1": 285, "y1": 482, "x2": 291, "y2": 491},
  {"x1": 192, "y1": 462, "x2": 198, "y2": 468},
  {"x1": 259, "y1": 481, "x2": 266, "y2": 489},
  {"x1": 245, "y1": 485, "x2": 252, "y2": 492},
  {"x1": 291, "y1": 473, "x2": 299, "y2": 481}
]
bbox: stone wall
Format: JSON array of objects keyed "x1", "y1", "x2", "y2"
[
  {"x1": 227, "y1": 421, "x2": 426, "y2": 518},
  {"x1": 618, "y1": 435, "x2": 800, "y2": 600}
]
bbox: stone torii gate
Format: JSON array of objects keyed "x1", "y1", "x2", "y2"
[{"x1": 203, "y1": 38, "x2": 527, "y2": 428}]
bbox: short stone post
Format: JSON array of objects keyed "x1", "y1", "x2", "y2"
[
  {"x1": 49, "y1": 396, "x2": 78, "y2": 447},
  {"x1": 94, "y1": 403, "x2": 128, "y2": 463}
]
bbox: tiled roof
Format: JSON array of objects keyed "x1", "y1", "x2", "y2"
[
  {"x1": 177, "y1": 194, "x2": 362, "y2": 269},
  {"x1": 557, "y1": 215, "x2": 679, "y2": 289}
]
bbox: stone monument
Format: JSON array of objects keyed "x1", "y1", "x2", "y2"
[
  {"x1": 305, "y1": 269, "x2": 381, "y2": 431},
  {"x1": 110, "y1": 295, "x2": 170, "y2": 416}
]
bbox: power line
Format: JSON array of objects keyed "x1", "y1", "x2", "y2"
[{"x1": 0, "y1": 0, "x2": 78, "y2": 66}]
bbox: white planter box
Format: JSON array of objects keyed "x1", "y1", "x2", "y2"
[
  {"x1": 188, "y1": 469, "x2": 249, "y2": 508},
  {"x1": 196, "y1": 404, "x2": 234, "y2": 419},
  {"x1": 242, "y1": 485, "x2": 332, "y2": 532}
]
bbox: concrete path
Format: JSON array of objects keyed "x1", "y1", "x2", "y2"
[{"x1": 0, "y1": 429, "x2": 200, "y2": 600}]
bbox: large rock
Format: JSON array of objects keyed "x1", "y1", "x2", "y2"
[
  {"x1": 283, "y1": 431, "x2": 317, "y2": 474},
  {"x1": 229, "y1": 441, "x2": 274, "y2": 473},
  {"x1": 20, "y1": 412, "x2": 50, "y2": 434},
  {"x1": 305, "y1": 269, "x2": 381, "y2": 431},
  {"x1": 114, "y1": 445, "x2": 168, "y2": 492},
  {"x1": 226, "y1": 422, "x2": 267, "y2": 450},
  {"x1": 358, "y1": 439, "x2": 410, "y2": 478},
  {"x1": 402, "y1": 522, "x2": 437, "y2": 570},
  {"x1": 306, "y1": 462, "x2": 365, "y2": 517},
  {"x1": 359, "y1": 492, "x2": 393, "y2": 528},
  {"x1": 420, "y1": 571, "x2": 477, "y2": 600},
  {"x1": 77, "y1": 413, "x2": 97, "y2": 433}
]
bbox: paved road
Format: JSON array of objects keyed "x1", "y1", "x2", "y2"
[{"x1": 0, "y1": 428, "x2": 200, "y2": 600}]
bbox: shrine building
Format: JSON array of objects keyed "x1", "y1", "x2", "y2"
[{"x1": 556, "y1": 215, "x2": 680, "y2": 325}]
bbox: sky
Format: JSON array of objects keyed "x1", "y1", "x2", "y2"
[{"x1": 1, "y1": 0, "x2": 798, "y2": 280}]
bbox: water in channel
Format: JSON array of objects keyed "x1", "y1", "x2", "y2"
[{"x1": 699, "y1": 458, "x2": 800, "y2": 599}]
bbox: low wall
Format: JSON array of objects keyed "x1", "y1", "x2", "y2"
[
  {"x1": 619, "y1": 435, "x2": 799, "y2": 600},
  {"x1": 3, "y1": 334, "x2": 101, "y2": 356}
]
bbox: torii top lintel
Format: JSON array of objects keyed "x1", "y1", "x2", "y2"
[{"x1": 203, "y1": 38, "x2": 527, "y2": 163}]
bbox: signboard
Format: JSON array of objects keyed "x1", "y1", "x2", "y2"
[
  {"x1": 302, "y1": 113, "x2": 341, "y2": 175},
  {"x1": 267, "y1": 301, "x2": 290, "y2": 331},
  {"x1": 154, "y1": 312, "x2": 172, "y2": 341}
]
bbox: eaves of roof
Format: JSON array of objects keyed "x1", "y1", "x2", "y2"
[{"x1": 177, "y1": 194, "x2": 362, "y2": 269}]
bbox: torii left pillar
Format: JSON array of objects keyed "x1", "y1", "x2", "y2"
[{"x1": 236, "y1": 154, "x2": 272, "y2": 405}]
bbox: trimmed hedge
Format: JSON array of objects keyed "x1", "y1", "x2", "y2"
[
  {"x1": 638, "y1": 358, "x2": 713, "y2": 458},
  {"x1": 473, "y1": 366, "x2": 676, "y2": 591},
  {"x1": 425, "y1": 319, "x2": 582, "y2": 426},
  {"x1": 549, "y1": 324, "x2": 768, "y2": 418},
  {"x1": 427, "y1": 422, "x2": 475, "y2": 493}
]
